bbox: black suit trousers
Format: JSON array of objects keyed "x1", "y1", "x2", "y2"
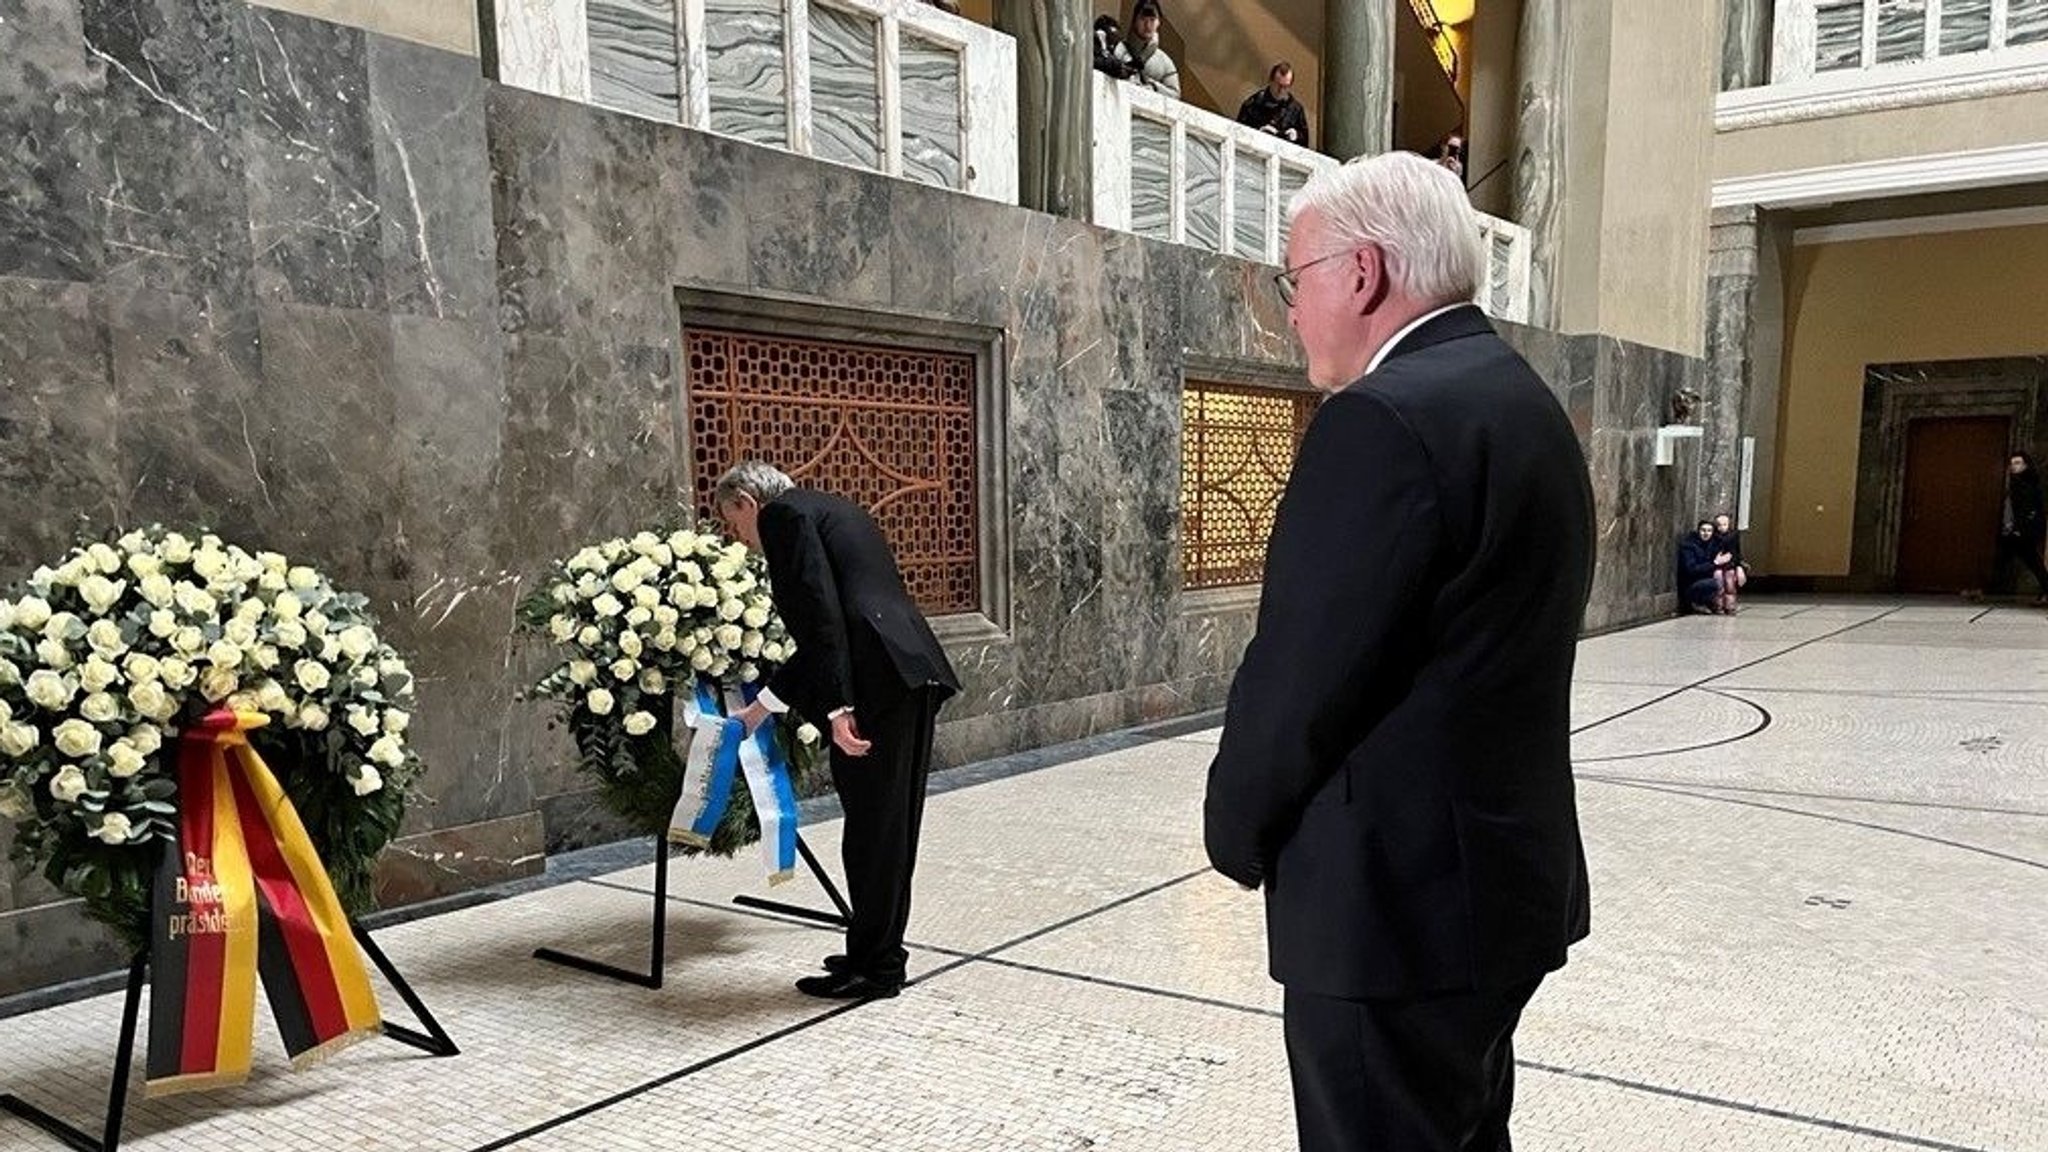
[
  {"x1": 1284, "y1": 978, "x2": 1541, "y2": 1152},
  {"x1": 831, "y1": 686, "x2": 940, "y2": 985}
]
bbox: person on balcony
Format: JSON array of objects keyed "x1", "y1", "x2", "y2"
[
  {"x1": 1237, "y1": 62, "x2": 1310, "y2": 147},
  {"x1": 1120, "y1": 0, "x2": 1181, "y2": 98}
]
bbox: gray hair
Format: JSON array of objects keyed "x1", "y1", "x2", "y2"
[
  {"x1": 712, "y1": 460, "x2": 793, "y2": 509},
  {"x1": 1286, "y1": 151, "x2": 1481, "y2": 307}
]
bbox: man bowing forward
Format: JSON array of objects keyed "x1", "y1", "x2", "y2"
[{"x1": 1204, "y1": 153, "x2": 1597, "y2": 1150}]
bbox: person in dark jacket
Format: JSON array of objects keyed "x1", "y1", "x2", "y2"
[
  {"x1": 1711, "y1": 512, "x2": 1747, "y2": 614},
  {"x1": 718, "y1": 462, "x2": 962, "y2": 1000},
  {"x1": 1999, "y1": 451, "x2": 2048, "y2": 604},
  {"x1": 1237, "y1": 62, "x2": 1310, "y2": 146},
  {"x1": 1205, "y1": 152, "x2": 1595, "y2": 1152},
  {"x1": 1677, "y1": 520, "x2": 1723, "y2": 614}
]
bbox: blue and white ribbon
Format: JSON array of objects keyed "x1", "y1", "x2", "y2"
[{"x1": 666, "y1": 680, "x2": 800, "y2": 885}]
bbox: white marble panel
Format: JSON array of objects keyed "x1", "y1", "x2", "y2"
[
  {"x1": 679, "y1": 0, "x2": 711, "y2": 127},
  {"x1": 1940, "y1": 0, "x2": 1994, "y2": 53},
  {"x1": 1230, "y1": 148, "x2": 1268, "y2": 262},
  {"x1": 1773, "y1": 0, "x2": 1822, "y2": 82},
  {"x1": 892, "y1": 0, "x2": 1016, "y2": 202},
  {"x1": 900, "y1": 31, "x2": 963, "y2": 189},
  {"x1": 1090, "y1": 72, "x2": 1132, "y2": 232},
  {"x1": 809, "y1": 2, "x2": 882, "y2": 171},
  {"x1": 1129, "y1": 115, "x2": 1173, "y2": 242},
  {"x1": 1875, "y1": 0, "x2": 1929, "y2": 62},
  {"x1": 589, "y1": 0, "x2": 681, "y2": 121},
  {"x1": 1183, "y1": 132, "x2": 1223, "y2": 253},
  {"x1": 1276, "y1": 164, "x2": 1311, "y2": 253},
  {"x1": 496, "y1": 0, "x2": 592, "y2": 100},
  {"x1": 705, "y1": 0, "x2": 788, "y2": 147},
  {"x1": 2012, "y1": 0, "x2": 2048, "y2": 43}
]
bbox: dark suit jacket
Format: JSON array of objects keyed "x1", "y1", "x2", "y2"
[
  {"x1": 1203, "y1": 305, "x2": 1596, "y2": 1000},
  {"x1": 758, "y1": 489, "x2": 960, "y2": 725}
]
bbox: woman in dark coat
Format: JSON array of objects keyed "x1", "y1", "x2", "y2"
[
  {"x1": 2000, "y1": 452, "x2": 2048, "y2": 605},
  {"x1": 1676, "y1": 520, "x2": 1722, "y2": 614},
  {"x1": 1712, "y1": 512, "x2": 1746, "y2": 614}
]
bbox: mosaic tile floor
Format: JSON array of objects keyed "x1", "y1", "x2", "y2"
[{"x1": 2, "y1": 600, "x2": 2043, "y2": 1151}]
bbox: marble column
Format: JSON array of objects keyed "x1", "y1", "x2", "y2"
[
  {"x1": 1511, "y1": 0, "x2": 1567, "y2": 331},
  {"x1": 996, "y1": 0, "x2": 1091, "y2": 219},
  {"x1": 1323, "y1": 0, "x2": 1395, "y2": 160},
  {"x1": 1702, "y1": 205, "x2": 1790, "y2": 562},
  {"x1": 1720, "y1": 0, "x2": 1774, "y2": 91}
]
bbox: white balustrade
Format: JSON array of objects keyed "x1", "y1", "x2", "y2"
[{"x1": 1773, "y1": 0, "x2": 2048, "y2": 83}]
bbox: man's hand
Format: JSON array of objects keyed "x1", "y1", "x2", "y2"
[
  {"x1": 1259, "y1": 123, "x2": 1278, "y2": 135},
  {"x1": 831, "y1": 712, "x2": 872, "y2": 757},
  {"x1": 736, "y1": 700, "x2": 771, "y2": 735}
]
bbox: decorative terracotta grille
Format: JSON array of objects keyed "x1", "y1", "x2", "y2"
[
  {"x1": 685, "y1": 326, "x2": 981, "y2": 616},
  {"x1": 1180, "y1": 380, "x2": 1320, "y2": 590}
]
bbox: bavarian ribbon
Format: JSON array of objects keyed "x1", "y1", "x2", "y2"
[
  {"x1": 666, "y1": 682, "x2": 800, "y2": 884},
  {"x1": 145, "y1": 710, "x2": 381, "y2": 1096}
]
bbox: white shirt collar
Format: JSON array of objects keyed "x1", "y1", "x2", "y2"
[{"x1": 1365, "y1": 303, "x2": 1471, "y2": 377}]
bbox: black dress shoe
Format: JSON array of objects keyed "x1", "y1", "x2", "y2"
[
  {"x1": 822, "y1": 953, "x2": 851, "y2": 974},
  {"x1": 795, "y1": 972, "x2": 900, "y2": 1000}
]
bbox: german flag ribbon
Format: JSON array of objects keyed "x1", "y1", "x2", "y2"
[{"x1": 144, "y1": 710, "x2": 381, "y2": 1097}]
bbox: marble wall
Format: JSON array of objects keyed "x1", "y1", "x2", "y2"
[{"x1": 0, "y1": 0, "x2": 1699, "y2": 996}]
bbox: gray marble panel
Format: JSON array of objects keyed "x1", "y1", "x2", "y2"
[
  {"x1": 809, "y1": 3, "x2": 882, "y2": 171},
  {"x1": 589, "y1": 0, "x2": 682, "y2": 121},
  {"x1": 1816, "y1": 0, "x2": 1868, "y2": 71},
  {"x1": 242, "y1": 9, "x2": 385, "y2": 310},
  {"x1": 1939, "y1": 0, "x2": 1992, "y2": 54},
  {"x1": 1486, "y1": 231, "x2": 1515, "y2": 318},
  {"x1": 487, "y1": 86, "x2": 573, "y2": 337},
  {"x1": 900, "y1": 32, "x2": 963, "y2": 190},
  {"x1": 705, "y1": 0, "x2": 788, "y2": 147},
  {"x1": 1231, "y1": 150, "x2": 1268, "y2": 261},
  {"x1": 2010, "y1": 0, "x2": 2048, "y2": 44},
  {"x1": 745, "y1": 144, "x2": 893, "y2": 304},
  {"x1": 0, "y1": 0, "x2": 104, "y2": 281},
  {"x1": 0, "y1": 278, "x2": 121, "y2": 572},
  {"x1": 1875, "y1": 0, "x2": 1928, "y2": 63},
  {"x1": 1131, "y1": 116, "x2": 1173, "y2": 241},
  {"x1": 369, "y1": 34, "x2": 498, "y2": 323},
  {"x1": 1184, "y1": 132, "x2": 1223, "y2": 254},
  {"x1": 1277, "y1": 165, "x2": 1310, "y2": 254}
]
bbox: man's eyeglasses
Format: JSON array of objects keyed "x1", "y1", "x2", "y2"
[{"x1": 1273, "y1": 249, "x2": 1352, "y2": 306}]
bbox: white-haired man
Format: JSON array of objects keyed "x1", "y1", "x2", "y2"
[{"x1": 1203, "y1": 152, "x2": 1596, "y2": 1149}]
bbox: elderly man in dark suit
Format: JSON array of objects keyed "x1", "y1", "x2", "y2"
[
  {"x1": 1204, "y1": 152, "x2": 1596, "y2": 1150},
  {"x1": 717, "y1": 462, "x2": 960, "y2": 1000}
]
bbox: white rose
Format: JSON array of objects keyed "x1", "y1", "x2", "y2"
[
  {"x1": 338, "y1": 626, "x2": 376, "y2": 662},
  {"x1": 79, "y1": 575, "x2": 125, "y2": 615},
  {"x1": 158, "y1": 657, "x2": 195, "y2": 690},
  {"x1": 632, "y1": 586, "x2": 660, "y2": 610},
  {"x1": 551, "y1": 582, "x2": 574, "y2": 604},
  {"x1": 653, "y1": 606, "x2": 680, "y2": 628},
  {"x1": 0, "y1": 658, "x2": 17, "y2": 685},
  {"x1": 223, "y1": 617, "x2": 258, "y2": 647},
  {"x1": 250, "y1": 680, "x2": 287, "y2": 713},
  {"x1": 696, "y1": 586, "x2": 721, "y2": 609},
  {"x1": 680, "y1": 633, "x2": 699, "y2": 655},
  {"x1": 191, "y1": 548, "x2": 229, "y2": 583},
  {"x1": 122, "y1": 653, "x2": 160, "y2": 684},
  {"x1": 148, "y1": 609, "x2": 177, "y2": 639},
  {"x1": 610, "y1": 566, "x2": 644, "y2": 594},
  {"x1": 347, "y1": 706, "x2": 380, "y2": 737},
  {"x1": 171, "y1": 626, "x2": 203, "y2": 655},
  {"x1": 129, "y1": 725, "x2": 162, "y2": 756},
  {"x1": 107, "y1": 740, "x2": 147, "y2": 778},
  {"x1": 619, "y1": 632, "x2": 644, "y2": 659},
  {"x1": 669, "y1": 530, "x2": 700, "y2": 553},
  {"x1": 586, "y1": 688, "x2": 615, "y2": 716},
  {"x1": 86, "y1": 620, "x2": 126, "y2": 660},
  {"x1": 234, "y1": 598, "x2": 264, "y2": 624},
  {"x1": 378, "y1": 656, "x2": 407, "y2": 678},
  {"x1": 173, "y1": 583, "x2": 215, "y2": 617},
  {"x1": 382, "y1": 709, "x2": 409, "y2": 735},
  {"x1": 625, "y1": 606, "x2": 653, "y2": 628},
  {"x1": 742, "y1": 631, "x2": 764, "y2": 658},
  {"x1": 288, "y1": 566, "x2": 320, "y2": 591},
  {"x1": 135, "y1": 573, "x2": 174, "y2": 608},
  {"x1": 53, "y1": 719, "x2": 103, "y2": 759},
  {"x1": 256, "y1": 570, "x2": 287, "y2": 592},
  {"x1": 718, "y1": 599, "x2": 745, "y2": 623},
  {"x1": 353, "y1": 665, "x2": 377, "y2": 688},
  {"x1": 160, "y1": 534, "x2": 194, "y2": 564},
  {"x1": 35, "y1": 637, "x2": 73, "y2": 671},
  {"x1": 125, "y1": 682, "x2": 169, "y2": 721},
  {"x1": 295, "y1": 660, "x2": 331, "y2": 693},
  {"x1": 256, "y1": 550, "x2": 286, "y2": 575},
  {"x1": 41, "y1": 612, "x2": 80, "y2": 643},
  {"x1": 0, "y1": 723, "x2": 40, "y2": 758},
  {"x1": 711, "y1": 560, "x2": 740, "y2": 583},
  {"x1": 318, "y1": 635, "x2": 342, "y2": 662},
  {"x1": 592, "y1": 593, "x2": 624, "y2": 618},
  {"x1": 710, "y1": 657, "x2": 731, "y2": 678},
  {"x1": 79, "y1": 692, "x2": 120, "y2": 724},
  {"x1": 93, "y1": 813, "x2": 134, "y2": 845},
  {"x1": 548, "y1": 615, "x2": 576, "y2": 642},
  {"x1": 367, "y1": 735, "x2": 406, "y2": 768},
  {"x1": 26, "y1": 670, "x2": 76, "y2": 711},
  {"x1": 797, "y1": 723, "x2": 821, "y2": 746},
  {"x1": 207, "y1": 640, "x2": 244, "y2": 669},
  {"x1": 690, "y1": 648, "x2": 714, "y2": 671},
  {"x1": 271, "y1": 591, "x2": 303, "y2": 620},
  {"x1": 0, "y1": 601, "x2": 13, "y2": 631},
  {"x1": 274, "y1": 619, "x2": 308, "y2": 649},
  {"x1": 298, "y1": 703, "x2": 331, "y2": 730},
  {"x1": 667, "y1": 583, "x2": 694, "y2": 608},
  {"x1": 79, "y1": 657, "x2": 120, "y2": 694},
  {"x1": 0, "y1": 783, "x2": 32, "y2": 820},
  {"x1": 715, "y1": 624, "x2": 744, "y2": 651},
  {"x1": 87, "y1": 542, "x2": 120, "y2": 573},
  {"x1": 610, "y1": 658, "x2": 637, "y2": 682},
  {"x1": 251, "y1": 645, "x2": 280, "y2": 671},
  {"x1": 351, "y1": 764, "x2": 384, "y2": 797},
  {"x1": 623, "y1": 711, "x2": 657, "y2": 736},
  {"x1": 742, "y1": 606, "x2": 770, "y2": 629},
  {"x1": 739, "y1": 663, "x2": 760, "y2": 683},
  {"x1": 567, "y1": 660, "x2": 597, "y2": 686},
  {"x1": 305, "y1": 609, "x2": 331, "y2": 636},
  {"x1": 639, "y1": 669, "x2": 667, "y2": 695},
  {"x1": 763, "y1": 642, "x2": 786, "y2": 663},
  {"x1": 199, "y1": 667, "x2": 237, "y2": 702},
  {"x1": 576, "y1": 625, "x2": 600, "y2": 647},
  {"x1": 653, "y1": 628, "x2": 678, "y2": 652},
  {"x1": 0, "y1": 699, "x2": 10, "y2": 725}
]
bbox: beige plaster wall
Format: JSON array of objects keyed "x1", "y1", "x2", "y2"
[{"x1": 1716, "y1": 89, "x2": 2048, "y2": 183}]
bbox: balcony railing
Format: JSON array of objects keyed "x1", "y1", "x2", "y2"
[
  {"x1": 490, "y1": 0, "x2": 1019, "y2": 203},
  {"x1": 1090, "y1": 73, "x2": 1533, "y2": 323},
  {"x1": 1773, "y1": 0, "x2": 2048, "y2": 82}
]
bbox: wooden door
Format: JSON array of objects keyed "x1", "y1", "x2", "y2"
[{"x1": 1896, "y1": 416, "x2": 2011, "y2": 592}]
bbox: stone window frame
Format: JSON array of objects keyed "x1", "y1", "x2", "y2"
[
  {"x1": 675, "y1": 286, "x2": 1011, "y2": 644},
  {"x1": 1176, "y1": 353, "x2": 1319, "y2": 617}
]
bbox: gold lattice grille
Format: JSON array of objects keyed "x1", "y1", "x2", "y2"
[
  {"x1": 685, "y1": 327, "x2": 980, "y2": 615},
  {"x1": 1181, "y1": 380, "x2": 1320, "y2": 590}
]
